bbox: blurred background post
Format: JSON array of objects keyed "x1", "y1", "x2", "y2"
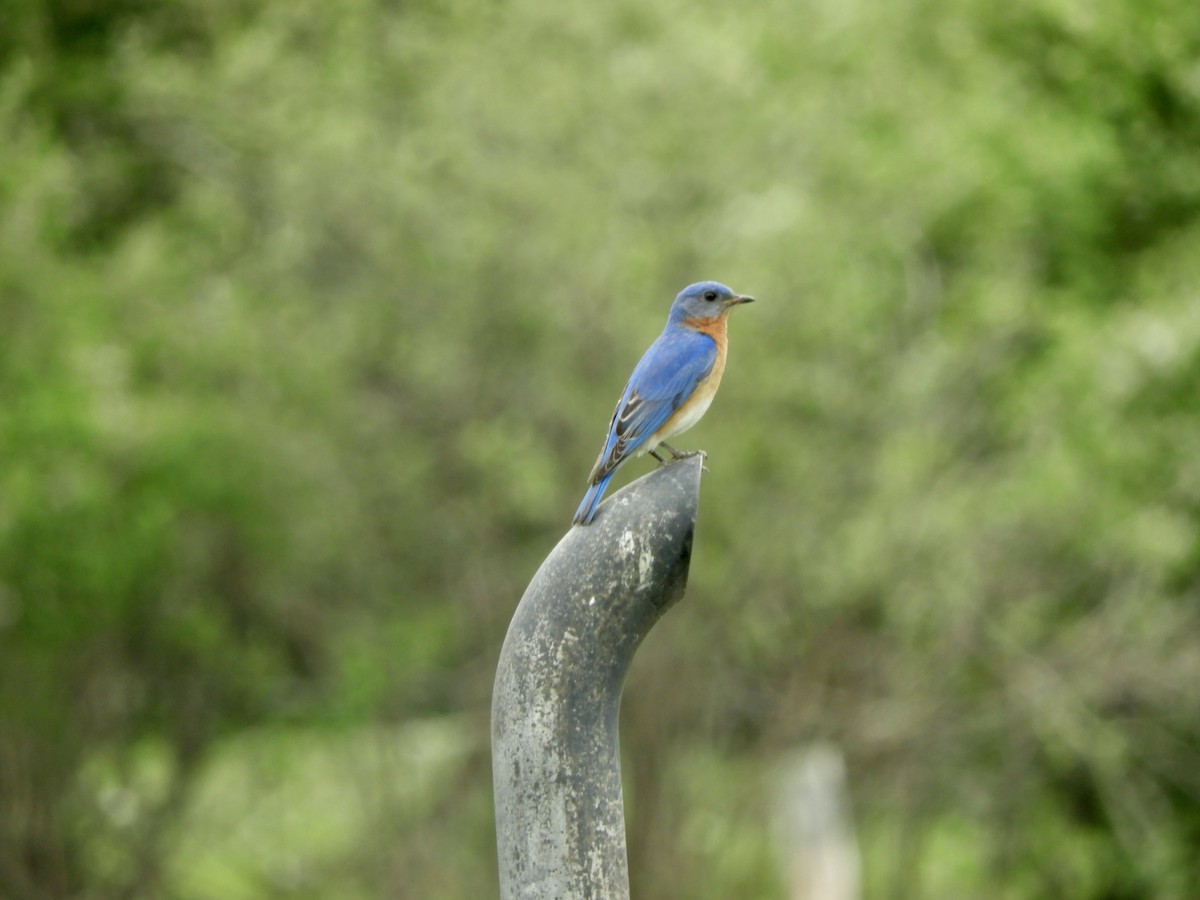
[{"x1": 772, "y1": 745, "x2": 861, "y2": 900}]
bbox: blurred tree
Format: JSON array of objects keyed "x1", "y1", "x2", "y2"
[{"x1": 1, "y1": 0, "x2": 1199, "y2": 896}]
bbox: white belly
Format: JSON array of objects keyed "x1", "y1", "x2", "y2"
[{"x1": 642, "y1": 379, "x2": 718, "y2": 452}]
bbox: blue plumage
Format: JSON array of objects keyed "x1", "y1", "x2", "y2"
[{"x1": 573, "y1": 281, "x2": 754, "y2": 525}]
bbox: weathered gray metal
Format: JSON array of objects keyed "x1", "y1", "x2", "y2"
[{"x1": 492, "y1": 455, "x2": 703, "y2": 900}]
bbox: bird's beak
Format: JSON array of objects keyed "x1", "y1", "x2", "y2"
[{"x1": 726, "y1": 294, "x2": 755, "y2": 305}]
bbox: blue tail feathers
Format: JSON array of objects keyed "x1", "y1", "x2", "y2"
[{"x1": 573, "y1": 471, "x2": 616, "y2": 526}]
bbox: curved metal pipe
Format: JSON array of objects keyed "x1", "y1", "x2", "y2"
[{"x1": 492, "y1": 455, "x2": 702, "y2": 899}]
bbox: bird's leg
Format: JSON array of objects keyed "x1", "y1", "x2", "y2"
[
  {"x1": 649, "y1": 449, "x2": 667, "y2": 464},
  {"x1": 659, "y1": 442, "x2": 703, "y2": 460}
]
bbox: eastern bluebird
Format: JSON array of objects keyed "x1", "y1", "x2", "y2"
[{"x1": 573, "y1": 281, "x2": 755, "y2": 526}]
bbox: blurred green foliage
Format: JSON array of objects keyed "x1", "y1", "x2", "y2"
[{"x1": 3, "y1": 0, "x2": 1200, "y2": 896}]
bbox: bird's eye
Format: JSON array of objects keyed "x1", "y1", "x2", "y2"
[{"x1": 703, "y1": 290, "x2": 718, "y2": 301}]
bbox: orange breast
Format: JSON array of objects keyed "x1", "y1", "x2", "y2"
[
  {"x1": 647, "y1": 311, "x2": 732, "y2": 446},
  {"x1": 683, "y1": 311, "x2": 730, "y2": 382}
]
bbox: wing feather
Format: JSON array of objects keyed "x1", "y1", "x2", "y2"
[{"x1": 585, "y1": 329, "x2": 716, "y2": 483}]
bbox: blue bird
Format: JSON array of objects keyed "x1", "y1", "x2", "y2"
[{"x1": 573, "y1": 281, "x2": 755, "y2": 525}]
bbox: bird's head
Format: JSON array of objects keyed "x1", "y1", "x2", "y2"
[{"x1": 668, "y1": 281, "x2": 755, "y2": 323}]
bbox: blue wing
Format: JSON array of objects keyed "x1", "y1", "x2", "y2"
[{"x1": 585, "y1": 328, "x2": 717, "y2": 484}]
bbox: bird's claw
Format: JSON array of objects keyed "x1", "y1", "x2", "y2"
[{"x1": 659, "y1": 442, "x2": 706, "y2": 462}]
